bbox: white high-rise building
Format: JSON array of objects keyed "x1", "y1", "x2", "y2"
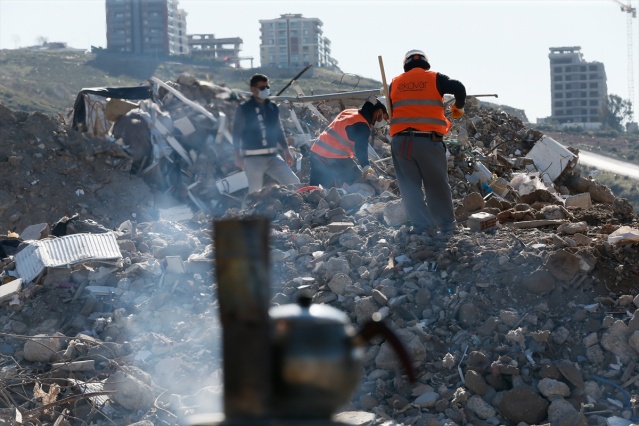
[
  {"x1": 106, "y1": 0, "x2": 189, "y2": 55},
  {"x1": 259, "y1": 14, "x2": 338, "y2": 70}
]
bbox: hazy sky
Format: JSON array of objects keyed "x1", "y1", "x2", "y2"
[{"x1": 0, "y1": 0, "x2": 637, "y2": 123}]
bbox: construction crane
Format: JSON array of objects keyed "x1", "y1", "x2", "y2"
[{"x1": 610, "y1": 0, "x2": 637, "y2": 121}]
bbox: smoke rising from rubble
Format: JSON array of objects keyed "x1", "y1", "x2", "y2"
[{"x1": 1, "y1": 76, "x2": 639, "y2": 425}]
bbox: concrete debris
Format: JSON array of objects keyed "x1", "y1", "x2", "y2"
[{"x1": 0, "y1": 74, "x2": 638, "y2": 425}]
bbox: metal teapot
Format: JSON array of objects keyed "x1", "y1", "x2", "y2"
[
  {"x1": 202, "y1": 218, "x2": 416, "y2": 425},
  {"x1": 269, "y1": 295, "x2": 416, "y2": 419}
]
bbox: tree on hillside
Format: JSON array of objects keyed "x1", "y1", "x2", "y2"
[{"x1": 602, "y1": 94, "x2": 634, "y2": 132}]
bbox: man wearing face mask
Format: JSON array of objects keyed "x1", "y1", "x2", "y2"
[
  {"x1": 232, "y1": 73, "x2": 300, "y2": 194},
  {"x1": 309, "y1": 97, "x2": 389, "y2": 188}
]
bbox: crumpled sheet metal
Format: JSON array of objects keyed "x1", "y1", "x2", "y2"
[{"x1": 15, "y1": 232, "x2": 122, "y2": 283}]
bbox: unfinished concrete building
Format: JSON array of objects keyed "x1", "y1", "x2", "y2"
[
  {"x1": 259, "y1": 13, "x2": 339, "y2": 70},
  {"x1": 187, "y1": 34, "x2": 246, "y2": 67},
  {"x1": 548, "y1": 46, "x2": 608, "y2": 127},
  {"x1": 106, "y1": 0, "x2": 189, "y2": 55}
]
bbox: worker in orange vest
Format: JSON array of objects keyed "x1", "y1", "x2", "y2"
[
  {"x1": 389, "y1": 50, "x2": 466, "y2": 235},
  {"x1": 309, "y1": 97, "x2": 388, "y2": 188}
]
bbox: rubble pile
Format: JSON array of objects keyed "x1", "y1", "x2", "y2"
[{"x1": 0, "y1": 74, "x2": 638, "y2": 426}]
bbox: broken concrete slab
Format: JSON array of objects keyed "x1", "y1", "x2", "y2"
[{"x1": 525, "y1": 135, "x2": 577, "y2": 182}]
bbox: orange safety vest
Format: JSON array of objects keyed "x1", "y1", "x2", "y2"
[
  {"x1": 311, "y1": 109, "x2": 369, "y2": 159},
  {"x1": 389, "y1": 68, "x2": 450, "y2": 137}
]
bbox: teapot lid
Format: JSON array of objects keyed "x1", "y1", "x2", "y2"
[{"x1": 269, "y1": 295, "x2": 350, "y2": 325}]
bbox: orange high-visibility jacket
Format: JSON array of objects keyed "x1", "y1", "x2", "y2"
[
  {"x1": 389, "y1": 68, "x2": 450, "y2": 137},
  {"x1": 311, "y1": 109, "x2": 369, "y2": 158}
]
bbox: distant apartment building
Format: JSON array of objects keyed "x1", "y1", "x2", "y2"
[
  {"x1": 259, "y1": 14, "x2": 339, "y2": 70},
  {"x1": 105, "y1": 0, "x2": 189, "y2": 55},
  {"x1": 548, "y1": 46, "x2": 607, "y2": 126},
  {"x1": 187, "y1": 34, "x2": 245, "y2": 67}
]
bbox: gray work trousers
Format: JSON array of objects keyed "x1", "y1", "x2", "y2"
[
  {"x1": 390, "y1": 133, "x2": 456, "y2": 233},
  {"x1": 244, "y1": 154, "x2": 300, "y2": 193}
]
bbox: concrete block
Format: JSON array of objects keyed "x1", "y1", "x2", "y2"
[
  {"x1": 468, "y1": 212, "x2": 497, "y2": 232},
  {"x1": 564, "y1": 192, "x2": 592, "y2": 209}
]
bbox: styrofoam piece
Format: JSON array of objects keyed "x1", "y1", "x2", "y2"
[
  {"x1": 165, "y1": 256, "x2": 186, "y2": 274},
  {"x1": 295, "y1": 152, "x2": 303, "y2": 171},
  {"x1": 158, "y1": 204, "x2": 193, "y2": 222},
  {"x1": 158, "y1": 204, "x2": 194, "y2": 222},
  {"x1": 0, "y1": 279, "x2": 22, "y2": 303},
  {"x1": 15, "y1": 233, "x2": 122, "y2": 283},
  {"x1": 525, "y1": 135, "x2": 577, "y2": 182},
  {"x1": 173, "y1": 116, "x2": 196, "y2": 136},
  {"x1": 216, "y1": 171, "x2": 248, "y2": 194}
]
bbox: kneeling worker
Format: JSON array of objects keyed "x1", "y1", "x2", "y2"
[{"x1": 309, "y1": 97, "x2": 389, "y2": 188}]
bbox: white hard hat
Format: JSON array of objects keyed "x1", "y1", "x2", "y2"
[
  {"x1": 366, "y1": 95, "x2": 387, "y2": 111},
  {"x1": 403, "y1": 49, "x2": 429, "y2": 66}
]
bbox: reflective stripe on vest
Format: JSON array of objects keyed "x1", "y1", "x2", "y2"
[
  {"x1": 311, "y1": 109, "x2": 368, "y2": 159},
  {"x1": 313, "y1": 128, "x2": 352, "y2": 156},
  {"x1": 391, "y1": 116, "x2": 448, "y2": 126},
  {"x1": 389, "y1": 69, "x2": 450, "y2": 136},
  {"x1": 392, "y1": 99, "x2": 444, "y2": 108},
  {"x1": 242, "y1": 147, "x2": 279, "y2": 156}
]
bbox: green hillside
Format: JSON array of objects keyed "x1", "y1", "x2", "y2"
[{"x1": 0, "y1": 49, "x2": 382, "y2": 115}]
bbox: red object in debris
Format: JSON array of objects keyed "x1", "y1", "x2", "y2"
[{"x1": 296, "y1": 186, "x2": 322, "y2": 193}]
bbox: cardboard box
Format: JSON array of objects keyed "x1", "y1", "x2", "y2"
[{"x1": 105, "y1": 98, "x2": 138, "y2": 122}]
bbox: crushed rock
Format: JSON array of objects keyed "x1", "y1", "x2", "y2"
[{"x1": 0, "y1": 76, "x2": 638, "y2": 425}]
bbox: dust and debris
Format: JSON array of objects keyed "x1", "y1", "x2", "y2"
[{"x1": 0, "y1": 74, "x2": 638, "y2": 425}]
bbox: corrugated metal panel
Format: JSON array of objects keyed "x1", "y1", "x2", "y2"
[{"x1": 15, "y1": 233, "x2": 122, "y2": 283}]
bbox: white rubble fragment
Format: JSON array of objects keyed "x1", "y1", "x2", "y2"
[
  {"x1": 538, "y1": 377, "x2": 571, "y2": 398},
  {"x1": 442, "y1": 352, "x2": 455, "y2": 369},
  {"x1": 466, "y1": 394, "x2": 496, "y2": 419},
  {"x1": 414, "y1": 391, "x2": 439, "y2": 408},
  {"x1": 0, "y1": 279, "x2": 22, "y2": 304}
]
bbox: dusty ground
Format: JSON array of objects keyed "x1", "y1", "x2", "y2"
[
  {"x1": 1, "y1": 96, "x2": 639, "y2": 425},
  {"x1": 0, "y1": 105, "x2": 172, "y2": 232}
]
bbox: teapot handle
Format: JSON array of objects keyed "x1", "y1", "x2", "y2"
[{"x1": 356, "y1": 319, "x2": 417, "y2": 383}]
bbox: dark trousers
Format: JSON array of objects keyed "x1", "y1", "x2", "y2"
[
  {"x1": 390, "y1": 133, "x2": 456, "y2": 233},
  {"x1": 309, "y1": 152, "x2": 361, "y2": 188}
]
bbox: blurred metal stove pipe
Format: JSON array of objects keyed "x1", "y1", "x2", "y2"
[
  {"x1": 191, "y1": 217, "x2": 350, "y2": 426},
  {"x1": 214, "y1": 217, "x2": 272, "y2": 422}
]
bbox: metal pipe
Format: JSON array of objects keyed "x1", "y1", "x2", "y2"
[
  {"x1": 213, "y1": 217, "x2": 272, "y2": 420},
  {"x1": 276, "y1": 64, "x2": 313, "y2": 96},
  {"x1": 270, "y1": 88, "x2": 382, "y2": 103}
]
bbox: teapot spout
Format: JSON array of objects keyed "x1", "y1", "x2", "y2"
[{"x1": 356, "y1": 319, "x2": 417, "y2": 383}]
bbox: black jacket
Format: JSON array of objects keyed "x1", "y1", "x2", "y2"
[{"x1": 232, "y1": 97, "x2": 287, "y2": 152}]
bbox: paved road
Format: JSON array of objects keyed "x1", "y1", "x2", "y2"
[{"x1": 577, "y1": 150, "x2": 639, "y2": 180}]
